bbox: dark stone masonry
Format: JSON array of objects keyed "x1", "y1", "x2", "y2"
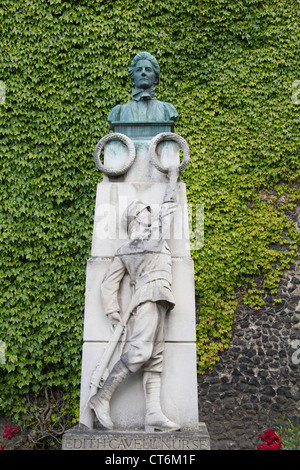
[{"x1": 197, "y1": 258, "x2": 300, "y2": 450}]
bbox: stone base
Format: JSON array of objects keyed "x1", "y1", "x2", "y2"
[{"x1": 62, "y1": 423, "x2": 210, "y2": 451}]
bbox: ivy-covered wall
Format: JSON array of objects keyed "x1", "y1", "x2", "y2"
[{"x1": 0, "y1": 0, "x2": 299, "y2": 423}]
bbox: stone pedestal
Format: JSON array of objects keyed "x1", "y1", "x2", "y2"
[
  {"x1": 79, "y1": 182, "x2": 198, "y2": 430},
  {"x1": 62, "y1": 423, "x2": 210, "y2": 451},
  {"x1": 62, "y1": 118, "x2": 210, "y2": 449}
]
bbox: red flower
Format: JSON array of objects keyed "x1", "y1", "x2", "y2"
[
  {"x1": 257, "y1": 429, "x2": 282, "y2": 450},
  {"x1": 0, "y1": 445, "x2": 5, "y2": 450},
  {"x1": 3, "y1": 425, "x2": 20, "y2": 440}
]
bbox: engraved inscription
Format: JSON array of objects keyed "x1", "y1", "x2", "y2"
[{"x1": 63, "y1": 434, "x2": 210, "y2": 450}]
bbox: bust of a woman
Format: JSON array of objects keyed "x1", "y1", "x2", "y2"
[{"x1": 108, "y1": 51, "x2": 178, "y2": 126}]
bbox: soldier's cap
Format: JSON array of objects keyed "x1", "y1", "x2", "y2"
[{"x1": 124, "y1": 200, "x2": 151, "y2": 228}]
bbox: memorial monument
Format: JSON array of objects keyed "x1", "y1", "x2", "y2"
[{"x1": 62, "y1": 52, "x2": 210, "y2": 450}]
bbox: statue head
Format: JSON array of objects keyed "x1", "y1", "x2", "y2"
[
  {"x1": 128, "y1": 52, "x2": 160, "y2": 88},
  {"x1": 125, "y1": 200, "x2": 151, "y2": 236}
]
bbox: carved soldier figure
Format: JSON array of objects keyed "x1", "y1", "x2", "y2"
[{"x1": 89, "y1": 166, "x2": 181, "y2": 432}]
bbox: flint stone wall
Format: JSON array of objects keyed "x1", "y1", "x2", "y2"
[{"x1": 197, "y1": 256, "x2": 300, "y2": 450}]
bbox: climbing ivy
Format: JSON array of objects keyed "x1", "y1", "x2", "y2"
[{"x1": 0, "y1": 0, "x2": 299, "y2": 419}]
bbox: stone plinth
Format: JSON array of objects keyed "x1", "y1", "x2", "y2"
[
  {"x1": 78, "y1": 180, "x2": 199, "y2": 430},
  {"x1": 62, "y1": 423, "x2": 210, "y2": 451}
]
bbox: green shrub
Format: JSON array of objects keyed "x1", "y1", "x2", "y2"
[{"x1": 276, "y1": 417, "x2": 300, "y2": 450}]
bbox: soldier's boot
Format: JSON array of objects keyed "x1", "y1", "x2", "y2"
[
  {"x1": 143, "y1": 371, "x2": 181, "y2": 432},
  {"x1": 89, "y1": 360, "x2": 130, "y2": 429}
]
